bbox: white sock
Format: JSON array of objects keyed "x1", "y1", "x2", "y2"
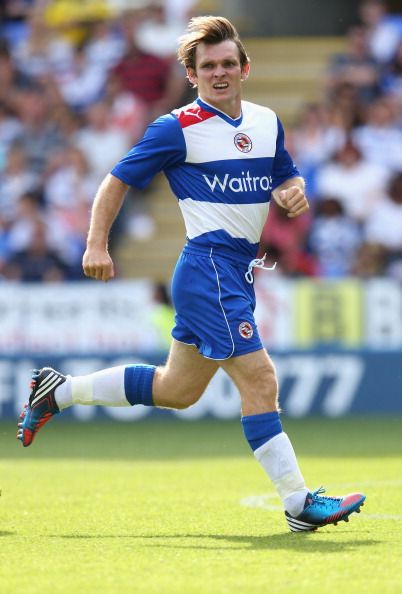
[
  {"x1": 54, "y1": 366, "x2": 131, "y2": 410},
  {"x1": 254, "y1": 432, "x2": 309, "y2": 517},
  {"x1": 54, "y1": 377, "x2": 72, "y2": 410}
]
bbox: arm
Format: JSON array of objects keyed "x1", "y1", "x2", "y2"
[
  {"x1": 271, "y1": 176, "x2": 309, "y2": 218},
  {"x1": 82, "y1": 173, "x2": 129, "y2": 282},
  {"x1": 82, "y1": 115, "x2": 186, "y2": 282}
]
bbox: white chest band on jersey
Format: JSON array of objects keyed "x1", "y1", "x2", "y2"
[{"x1": 245, "y1": 253, "x2": 277, "y2": 284}]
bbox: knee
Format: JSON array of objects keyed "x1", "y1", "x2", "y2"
[
  {"x1": 237, "y1": 362, "x2": 279, "y2": 413},
  {"x1": 169, "y1": 386, "x2": 204, "y2": 409},
  {"x1": 246, "y1": 360, "x2": 278, "y2": 394},
  {"x1": 153, "y1": 371, "x2": 205, "y2": 409},
  {"x1": 262, "y1": 364, "x2": 278, "y2": 392}
]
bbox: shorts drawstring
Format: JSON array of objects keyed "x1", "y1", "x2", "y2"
[{"x1": 245, "y1": 253, "x2": 277, "y2": 284}]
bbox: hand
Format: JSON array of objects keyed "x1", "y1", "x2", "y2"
[
  {"x1": 82, "y1": 246, "x2": 115, "y2": 282},
  {"x1": 278, "y1": 186, "x2": 309, "y2": 218}
]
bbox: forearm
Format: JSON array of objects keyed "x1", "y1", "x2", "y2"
[{"x1": 87, "y1": 174, "x2": 129, "y2": 249}]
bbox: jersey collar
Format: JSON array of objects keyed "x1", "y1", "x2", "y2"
[{"x1": 196, "y1": 97, "x2": 243, "y2": 128}]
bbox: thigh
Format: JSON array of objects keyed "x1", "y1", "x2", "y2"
[{"x1": 153, "y1": 339, "x2": 219, "y2": 407}]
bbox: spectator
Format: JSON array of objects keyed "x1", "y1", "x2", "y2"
[
  {"x1": 44, "y1": 145, "x2": 96, "y2": 207},
  {"x1": 287, "y1": 102, "x2": 345, "y2": 195},
  {"x1": 73, "y1": 99, "x2": 131, "y2": 184},
  {"x1": 3, "y1": 189, "x2": 72, "y2": 274},
  {"x1": 43, "y1": 0, "x2": 113, "y2": 47},
  {"x1": 364, "y1": 171, "x2": 402, "y2": 252},
  {"x1": 351, "y1": 242, "x2": 387, "y2": 277},
  {"x1": 43, "y1": 145, "x2": 97, "y2": 251},
  {"x1": 2, "y1": 218, "x2": 68, "y2": 282},
  {"x1": 135, "y1": 2, "x2": 185, "y2": 60},
  {"x1": 364, "y1": 172, "x2": 402, "y2": 280},
  {"x1": 164, "y1": 0, "x2": 198, "y2": 28},
  {"x1": 0, "y1": 39, "x2": 33, "y2": 108},
  {"x1": 315, "y1": 138, "x2": 390, "y2": 223},
  {"x1": 308, "y1": 197, "x2": 362, "y2": 277},
  {"x1": 83, "y1": 18, "x2": 125, "y2": 74},
  {"x1": 12, "y1": 10, "x2": 74, "y2": 79},
  {"x1": 0, "y1": 0, "x2": 33, "y2": 50},
  {"x1": 352, "y1": 95, "x2": 402, "y2": 170},
  {"x1": 0, "y1": 142, "x2": 40, "y2": 225},
  {"x1": 260, "y1": 202, "x2": 315, "y2": 276},
  {"x1": 325, "y1": 82, "x2": 365, "y2": 132},
  {"x1": 111, "y1": 9, "x2": 186, "y2": 120},
  {"x1": 325, "y1": 25, "x2": 381, "y2": 104},
  {"x1": 104, "y1": 74, "x2": 148, "y2": 144},
  {"x1": 13, "y1": 86, "x2": 66, "y2": 174},
  {"x1": 358, "y1": 0, "x2": 402, "y2": 64},
  {"x1": 52, "y1": 104, "x2": 84, "y2": 143},
  {"x1": 55, "y1": 43, "x2": 108, "y2": 112},
  {"x1": 380, "y1": 39, "x2": 402, "y2": 103},
  {"x1": 0, "y1": 100, "x2": 23, "y2": 166}
]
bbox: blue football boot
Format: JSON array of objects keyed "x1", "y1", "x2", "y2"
[
  {"x1": 17, "y1": 367, "x2": 66, "y2": 447},
  {"x1": 285, "y1": 487, "x2": 366, "y2": 532}
]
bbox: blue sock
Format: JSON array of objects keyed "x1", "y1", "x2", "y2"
[
  {"x1": 124, "y1": 365, "x2": 156, "y2": 406},
  {"x1": 241, "y1": 411, "x2": 283, "y2": 451}
]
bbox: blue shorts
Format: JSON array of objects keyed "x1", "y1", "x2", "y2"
[{"x1": 171, "y1": 245, "x2": 263, "y2": 360}]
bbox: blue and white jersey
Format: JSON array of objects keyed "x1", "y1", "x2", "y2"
[{"x1": 112, "y1": 97, "x2": 299, "y2": 259}]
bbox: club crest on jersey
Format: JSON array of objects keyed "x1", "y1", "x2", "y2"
[
  {"x1": 239, "y1": 321, "x2": 253, "y2": 339},
  {"x1": 234, "y1": 133, "x2": 252, "y2": 153}
]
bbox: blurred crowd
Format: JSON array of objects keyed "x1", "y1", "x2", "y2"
[
  {"x1": 262, "y1": 0, "x2": 402, "y2": 280},
  {"x1": 0, "y1": 0, "x2": 402, "y2": 282},
  {"x1": 0, "y1": 0, "x2": 196, "y2": 281}
]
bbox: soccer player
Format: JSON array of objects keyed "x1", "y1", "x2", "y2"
[{"x1": 17, "y1": 16, "x2": 365, "y2": 532}]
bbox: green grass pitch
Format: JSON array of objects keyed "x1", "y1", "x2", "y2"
[{"x1": 1, "y1": 416, "x2": 401, "y2": 594}]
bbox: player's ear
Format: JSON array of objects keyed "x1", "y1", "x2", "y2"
[
  {"x1": 186, "y1": 67, "x2": 198, "y2": 88},
  {"x1": 241, "y1": 62, "x2": 250, "y2": 81}
]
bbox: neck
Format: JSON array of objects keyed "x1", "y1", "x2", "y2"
[{"x1": 198, "y1": 96, "x2": 241, "y2": 120}]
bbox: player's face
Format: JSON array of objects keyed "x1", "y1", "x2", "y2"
[{"x1": 187, "y1": 40, "x2": 249, "y2": 118}]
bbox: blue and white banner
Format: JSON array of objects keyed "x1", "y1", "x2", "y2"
[
  {"x1": 1, "y1": 350, "x2": 401, "y2": 420},
  {"x1": 1, "y1": 279, "x2": 401, "y2": 419}
]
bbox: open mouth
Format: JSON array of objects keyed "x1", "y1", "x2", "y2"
[{"x1": 213, "y1": 82, "x2": 229, "y2": 90}]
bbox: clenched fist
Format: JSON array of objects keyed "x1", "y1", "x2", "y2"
[
  {"x1": 82, "y1": 246, "x2": 115, "y2": 282},
  {"x1": 278, "y1": 185, "x2": 309, "y2": 218}
]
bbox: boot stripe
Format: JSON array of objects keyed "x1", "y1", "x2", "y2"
[
  {"x1": 35, "y1": 375, "x2": 62, "y2": 398},
  {"x1": 31, "y1": 375, "x2": 63, "y2": 405},
  {"x1": 33, "y1": 372, "x2": 56, "y2": 392},
  {"x1": 286, "y1": 516, "x2": 316, "y2": 530},
  {"x1": 34, "y1": 372, "x2": 58, "y2": 394},
  {"x1": 34, "y1": 375, "x2": 62, "y2": 399}
]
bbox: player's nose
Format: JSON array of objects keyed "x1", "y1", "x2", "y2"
[{"x1": 214, "y1": 64, "x2": 226, "y2": 77}]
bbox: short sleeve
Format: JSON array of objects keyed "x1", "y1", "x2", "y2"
[
  {"x1": 271, "y1": 117, "x2": 300, "y2": 189},
  {"x1": 111, "y1": 114, "x2": 186, "y2": 189}
]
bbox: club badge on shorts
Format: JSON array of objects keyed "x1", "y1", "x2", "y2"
[
  {"x1": 234, "y1": 133, "x2": 252, "y2": 153},
  {"x1": 239, "y1": 321, "x2": 253, "y2": 339}
]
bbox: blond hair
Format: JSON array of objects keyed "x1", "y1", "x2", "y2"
[{"x1": 177, "y1": 16, "x2": 249, "y2": 71}]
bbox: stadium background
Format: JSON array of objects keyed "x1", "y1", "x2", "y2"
[{"x1": 1, "y1": 0, "x2": 402, "y2": 420}]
